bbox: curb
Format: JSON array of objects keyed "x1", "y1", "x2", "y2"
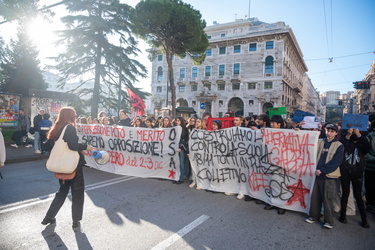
[{"x1": 5, "y1": 155, "x2": 49, "y2": 164}]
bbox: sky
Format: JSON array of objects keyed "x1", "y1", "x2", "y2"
[{"x1": 1, "y1": 0, "x2": 374, "y2": 95}]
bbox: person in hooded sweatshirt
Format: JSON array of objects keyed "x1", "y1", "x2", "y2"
[{"x1": 338, "y1": 128, "x2": 370, "y2": 228}]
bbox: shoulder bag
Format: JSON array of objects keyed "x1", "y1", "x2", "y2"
[{"x1": 46, "y1": 125, "x2": 79, "y2": 174}]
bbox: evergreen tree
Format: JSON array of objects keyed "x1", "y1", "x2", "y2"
[
  {"x1": 131, "y1": 0, "x2": 208, "y2": 117},
  {"x1": 0, "y1": 23, "x2": 46, "y2": 95},
  {"x1": 52, "y1": 0, "x2": 148, "y2": 118}
]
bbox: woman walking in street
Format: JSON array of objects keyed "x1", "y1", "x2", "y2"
[{"x1": 41, "y1": 107, "x2": 94, "y2": 229}]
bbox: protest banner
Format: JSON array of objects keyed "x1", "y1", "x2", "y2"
[
  {"x1": 342, "y1": 114, "x2": 369, "y2": 131},
  {"x1": 189, "y1": 127, "x2": 319, "y2": 213},
  {"x1": 292, "y1": 109, "x2": 314, "y2": 123},
  {"x1": 78, "y1": 124, "x2": 181, "y2": 180},
  {"x1": 268, "y1": 107, "x2": 287, "y2": 119},
  {"x1": 207, "y1": 117, "x2": 234, "y2": 130}
]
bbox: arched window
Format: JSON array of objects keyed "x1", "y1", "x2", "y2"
[
  {"x1": 157, "y1": 66, "x2": 163, "y2": 81},
  {"x1": 265, "y1": 56, "x2": 274, "y2": 74}
]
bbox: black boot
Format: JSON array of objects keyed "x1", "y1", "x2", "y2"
[
  {"x1": 361, "y1": 220, "x2": 370, "y2": 229},
  {"x1": 338, "y1": 214, "x2": 347, "y2": 224}
]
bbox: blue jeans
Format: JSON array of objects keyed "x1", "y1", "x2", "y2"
[
  {"x1": 179, "y1": 150, "x2": 187, "y2": 182},
  {"x1": 15, "y1": 130, "x2": 27, "y2": 145},
  {"x1": 34, "y1": 131, "x2": 41, "y2": 150}
]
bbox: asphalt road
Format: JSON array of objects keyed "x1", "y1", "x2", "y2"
[{"x1": 0, "y1": 160, "x2": 374, "y2": 250}]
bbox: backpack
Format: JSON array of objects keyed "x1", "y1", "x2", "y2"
[{"x1": 39, "y1": 119, "x2": 52, "y2": 132}]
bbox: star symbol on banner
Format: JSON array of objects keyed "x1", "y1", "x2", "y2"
[
  {"x1": 168, "y1": 169, "x2": 176, "y2": 179},
  {"x1": 286, "y1": 179, "x2": 310, "y2": 209}
]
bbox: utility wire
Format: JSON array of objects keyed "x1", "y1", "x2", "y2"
[
  {"x1": 323, "y1": 0, "x2": 331, "y2": 59},
  {"x1": 309, "y1": 63, "x2": 371, "y2": 75},
  {"x1": 305, "y1": 51, "x2": 375, "y2": 61}
]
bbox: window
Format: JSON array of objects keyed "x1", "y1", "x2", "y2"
[
  {"x1": 219, "y1": 64, "x2": 225, "y2": 76},
  {"x1": 218, "y1": 84, "x2": 225, "y2": 91},
  {"x1": 265, "y1": 56, "x2": 274, "y2": 74},
  {"x1": 219, "y1": 100, "x2": 223, "y2": 105},
  {"x1": 206, "y1": 49, "x2": 212, "y2": 56},
  {"x1": 205, "y1": 66, "x2": 211, "y2": 77},
  {"x1": 204, "y1": 83, "x2": 211, "y2": 90},
  {"x1": 179, "y1": 68, "x2": 185, "y2": 78},
  {"x1": 266, "y1": 41, "x2": 274, "y2": 49},
  {"x1": 264, "y1": 81, "x2": 273, "y2": 89},
  {"x1": 249, "y1": 43, "x2": 257, "y2": 51},
  {"x1": 232, "y1": 83, "x2": 240, "y2": 90},
  {"x1": 234, "y1": 45, "x2": 241, "y2": 53},
  {"x1": 192, "y1": 67, "x2": 198, "y2": 78},
  {"x1": 157, "y1": 66, "x2": 163, "y2": 81},
  {"x1": 221, "y1": 33, "x2": 225, "y2": 37},
  {"x1": 156, "y1": 86, "x2": 162, "y2": 93},
  {"x1": 249, "y1": 100, "x2": 254, "y2": 105},
  {"x1": 179, "y1": 85, "x2": 185, "y2": 92},
  {"x1": 207, "y1": 35, "x2": 211, "y2": 39},
  {"x1": 157, "y1": 55, "x2": 163, "y2": 61},
  {"x1": 233, "y1": 63, "x2": 240, "y2": 75},
  {"x1": 219, "y1": 47, "x2": 226, "y2": 55},
  {"x1": 248, "y1": 82, "x2": 256, "y2": 89},
  {"x1": 219, "y1": 112, "x2": 223, "y2": 118},
  {"x1": 191, "y1": 85, "x2": 198, "y2": 92},
  {"x1": 192, "y1": 101, "x2": 196, "y2": 106}
]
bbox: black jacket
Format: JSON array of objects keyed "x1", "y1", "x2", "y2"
[{"x1": 339, "y1": 134, "x2": 370, "y2": 174}]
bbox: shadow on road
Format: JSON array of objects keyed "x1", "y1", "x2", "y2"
[{"x1": 41, "y1": 223, "x2": 68, "y2": 250}]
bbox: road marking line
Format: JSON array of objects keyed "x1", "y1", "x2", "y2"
[
  {"x1": 0, "y1": 176, "x2": 137, "y2": 214},
  {"x1": 151, "y1": 214, "x2": 210, "y2": 250}
]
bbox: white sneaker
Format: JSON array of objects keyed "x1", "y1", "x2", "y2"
[
  {"x1": 189, "y1": 182, "x2": 196, "y2": 188},
  {"x1": 11, "y1": 144, "x2": 18, "y2": 148},
  {"x1": 305, "y1": 217, "x2": 316, "y2": 224},
  {"x1": 225, "y1": 192, "x2": 236, "y2": 196},
  {"x1": 35, "y1": 150, "x2": 42, "y2": 154},
  {"x1": 323, "y1": 223, "x2": 333, "y2": 229},
  {"x1": 25, "y1": 144, "x2": 32, "y2": 148},
  {"x1": 237, "y1": 194, "x2": 245, "y2": 200}
]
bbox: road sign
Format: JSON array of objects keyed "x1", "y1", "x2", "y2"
[{"x1": 200, "y1": 102, "x2": 205, "y2": 109}]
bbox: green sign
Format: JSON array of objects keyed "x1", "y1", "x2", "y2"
[{"x1": 268, "y1": 107, "x2": 287, "y2": 119}]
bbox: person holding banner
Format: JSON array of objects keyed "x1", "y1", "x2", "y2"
[
  {"x1": 305, "y1": 124, "x2": 344, "y2": 229},
  {"x1": 41, "y1": 107, "x2": 95, "y2": 229},
  {"x1": 338, "y1": 128, "x2": 370, "y2": 228},
  {"x1": 263, "y1": 115, "x2": 287, "y2": 215},
  {"x1": 162, "y1": 117, "x2": 172, "y2": 128},
  {"x1": 255, "y1": 114, "x2": 270, "y2": 129},
  {"x1": 118, "y1": 110, "x2": 132, "y2": 127},
  {"x1": 195, "y1": 118, "x2": 207, "y2": 130},
  {"x1": 173, "y1": 117, "x2": 189, "y2": 184}
]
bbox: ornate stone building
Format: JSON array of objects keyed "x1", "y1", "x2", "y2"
[
  {"x1": 149, "y1": 18, "x2": 309, "y2": 118},
  {"x1": 302, "y1": 74, "x2": 325, "y2": 122},
  {"x1": 356, "y1": 61, "x2": 375, "y2": 114}
]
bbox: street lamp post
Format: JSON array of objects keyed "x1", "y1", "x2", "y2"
[{"x1": 118, "y1": 40, "x2": 122, "y2": 115}]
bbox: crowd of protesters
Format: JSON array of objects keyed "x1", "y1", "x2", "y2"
[{"x1": 10, "y1": 107, "x2": 375, "y2": 230}]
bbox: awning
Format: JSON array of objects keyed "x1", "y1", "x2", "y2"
[{"x1": 176, "y1": 107, "x2": 196, "y2": 113}]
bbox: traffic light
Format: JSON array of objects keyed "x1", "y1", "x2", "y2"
[
  {"x1": 363, "y1": 81, "x2": 370, "y2": 89},
  {"x1": 353, "y1": 81, "x2": 371, "y2": 89}
]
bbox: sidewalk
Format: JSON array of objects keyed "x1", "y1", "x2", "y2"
[{"x1": 4, "y1": 143, "x2": 49, "y2": 164}]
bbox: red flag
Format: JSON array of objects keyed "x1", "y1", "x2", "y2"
[{"x1": 127, "y1": 88, "x2": 146, "y2": 116}]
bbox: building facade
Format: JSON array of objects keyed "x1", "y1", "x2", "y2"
[
  {"x1": 149, "y1": 18, "x2": 309, "y2": 118},
  {"x1": 301, "y1": 74, "x2": 325, "y2": 122},
  {"x1": 356, "y1": 61, "x2": 375, "y2": 115}
]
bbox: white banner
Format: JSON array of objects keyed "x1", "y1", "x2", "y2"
[
  {"x1": 78, "y1": 124, "x2": 181, "y2": 180},
  {"x1": 189, "y1": 127, "x2": 319, "y2": 213}
]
